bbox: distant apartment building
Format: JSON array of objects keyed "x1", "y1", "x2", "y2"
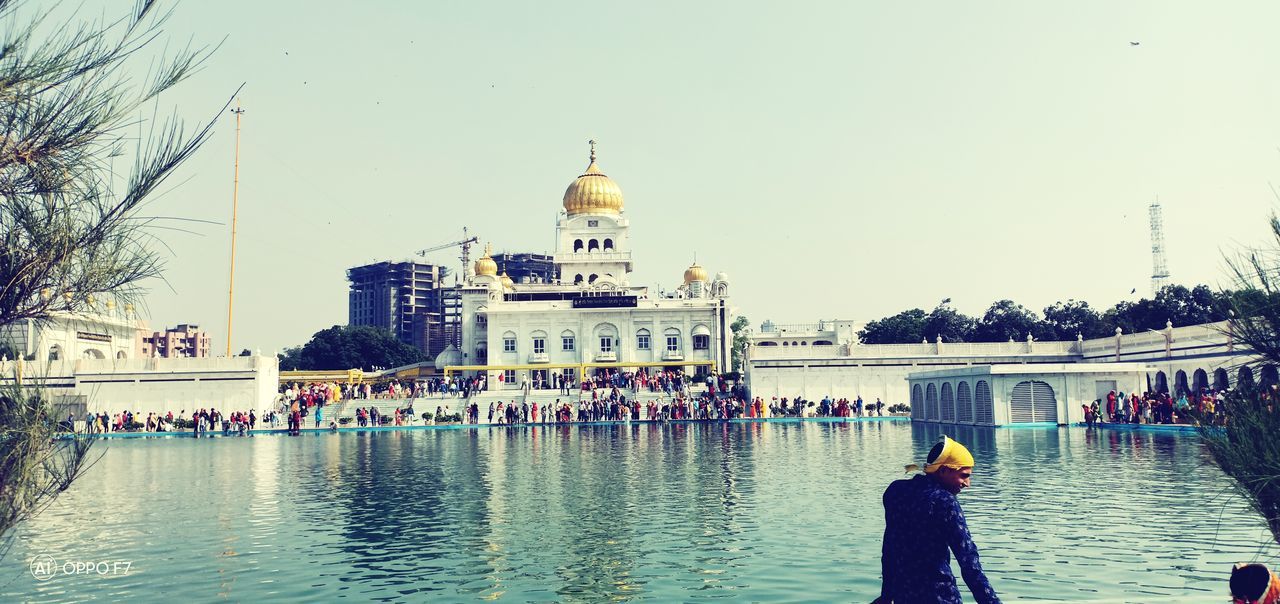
[
  {"x1": 139, "y1": 324, "x2": 212, "y2": 358},
  {"x1": 491, "y1": 252, "x2": 557, "y2": 284},
  {"x1": 347, "y1": 261, "x2": 444, "y2": 357}
]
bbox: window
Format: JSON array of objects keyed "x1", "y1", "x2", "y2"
[
  {"x1": 475, "y1": 315, "x2": 486, "y2": 325},
  {"x1": 588, "y1": 239, "x2": 599, "y2": 252},
  {"x1": 574, "y1": 239, "x2": 583, "y2": 252},
  {"x1": 666, "y1": 335, "x2": 680, "y2": 352},
  {"x1": 562, "y1": 335, "x2": 575, "y2": 351},
  {"x1": 574, "y1": 274, "x2": 584, "y2": 285},
  {"x1": 533, "y1": 338, "x2": 545, "y2": 354},
  {"x1": 589, "y1": 274, "x2": 598, "y2": 284},
  {"x1": 600, "y1": 337, "x2": 614, "y2": 353},
  {"x1": 604, "y1": 238, "x2": 614, "y2": 250},
  {"x1": 636, "y1": 329, "x2": 650, "y2": 350},
  {"x1": 503, "y1": 369, "x2": 516, "y2": 384},
  {"x1": 563, "y1": 368, "x2": 577, "y2": 384},
  {"x1": 693, "y1": 335, "x2": 709, "y2": 350},
  {"x1": 503, "y1": 337, "x2": 516, "y2": 352},
  {"x1": 587, "y1": 220, "x2": 599, "y2": 227}
]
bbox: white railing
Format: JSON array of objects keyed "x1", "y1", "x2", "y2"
[
  {"x1": 661, "y1": 351, "x2": 685, "y2": 361},
  {"x1": 554, "y1": 252, "x2": 633, "y2": 262}
]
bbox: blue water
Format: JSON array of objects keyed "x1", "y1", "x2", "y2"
[{"x1": 2, "y1": 421, "x2": 1274, "y2": 602}]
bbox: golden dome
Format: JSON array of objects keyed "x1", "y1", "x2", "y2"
[
  {"x1": 683, "y1": 263, "x2": 708, "y2": 284},
  {"x1": 500, "y1": 272, "x2": 514, "y2": 289},
  {"x1": 474, "y1": 243, "x2": 498, "y2": 277},
  {"x1": 562, "y1": 140, "x2": 623, "y2": 215}
]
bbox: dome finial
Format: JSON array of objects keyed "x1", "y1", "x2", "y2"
[{"x1": 588, "y1": 139, "x2": 597, "y2": 161}]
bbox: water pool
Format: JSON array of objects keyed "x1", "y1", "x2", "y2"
[{"x1": 2, "y1": 421, "x2": 1274, "y2": 602}]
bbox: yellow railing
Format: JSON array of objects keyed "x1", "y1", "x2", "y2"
[{"x1": 279, "y1": 369, "x2": 364, "y2": 384}]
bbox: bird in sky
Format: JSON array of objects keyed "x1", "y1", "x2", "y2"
[
  {"x1": 1130, "y1": 288, "x2": 1137, "y2": 294},
  {"x1": 1130, "y1": 41, "x2": 1140, "y2": 46}
]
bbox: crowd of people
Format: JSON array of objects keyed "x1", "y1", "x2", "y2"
[{"x1": 1081, "y1": 387, "x2": 1234, "y2": 427}]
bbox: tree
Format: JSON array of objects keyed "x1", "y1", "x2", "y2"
[
  {"x1": 0, "y1": 1, "x2": 222, "y2": 541},
  {"x1": 858, "y1": 309, "x2": 927, "y2": 344},
  {"x1": 1042, "y1": 299, "x2": 1109, "y2": 340},
  {"x1": 291, "y1": 325, "x2": 426, "y2": 371},
  {"x1": 1200, "y1": 213, "x2": 1280, "y2": 545},
  {"x1": 922, "y1": 299, "x2": 976, "y2": 343},
  {"x1": 972, "y1": 299, "x2": 1053, "y2": 342},
  {"x1": 729, "y1": 315, "x2": 749, "y2": 372}
]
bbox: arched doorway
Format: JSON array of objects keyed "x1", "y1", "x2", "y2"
[
  {"x1": 1010, "y1": 380, "x2": 1058, "y2": 423},
  {"x1": 1193, "y1": 369, "x2": 1208, "y2": 394},
  {"x1": 1239, "y1": 366, "x2": 1256, "y2": 390},
  {"x1": 1174, "y1": 370, "x2": 1188, "y2": 396},
  {"x1": 1214, "y1": 368, "x2": 1230, "y2": 391},
  {"x1": 1154, "y1": 371, "x2": 1168, "y2": 394},
  {"x1": 1262, "y1": 365, "x2": 1280, "y2": 391},
  {"x1": 911, "y1": 384, "x2": 923, "y2": 420}
]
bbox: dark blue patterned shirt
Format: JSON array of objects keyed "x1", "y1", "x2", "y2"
[{"x1": 880, "y1": 474, "x2": 1000, "y2": 604}]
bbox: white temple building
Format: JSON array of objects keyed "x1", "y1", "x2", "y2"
[{"x1": 437, "y1": 142, "x2": 733, "y2": 388}]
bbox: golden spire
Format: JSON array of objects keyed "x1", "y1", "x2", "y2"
[
  {"x1": 474, "y1": 243, "x2": 498, "y2": 277},
  {"x1": 563, "y1": 139, "x2": 623, "y2": 215}
]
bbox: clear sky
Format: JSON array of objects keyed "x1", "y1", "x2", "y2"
[{"x1": 97, "y1": 0, "x2": 1280, "y2": 353}]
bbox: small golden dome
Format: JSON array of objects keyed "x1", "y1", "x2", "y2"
[
  {"x1": 562, "y1": 140, "x2": 623, "y2": 215},
  {"x1": 500, "y1": 272, "x2": 514, "y2": 289},
  {"x1": 683, "y1": 263, "x2": 708, "y2": 284},
  {"x1": 474, "y1": 243, "x2": 498, "y2": 277}
]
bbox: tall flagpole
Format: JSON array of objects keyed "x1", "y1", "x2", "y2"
[{"x1": 226, "y1": 101, "x2": 244, "y2": 357}]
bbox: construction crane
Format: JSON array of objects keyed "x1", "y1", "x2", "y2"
[{"x1": 416, "y1": 227, "x2": 479, "y2": 281}]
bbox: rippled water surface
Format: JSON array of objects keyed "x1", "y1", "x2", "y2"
[{"x1": 3, "y1": 421, "x2": 1277, "y2": 602}]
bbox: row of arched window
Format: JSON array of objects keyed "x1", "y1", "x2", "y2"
[
  {"x1": 1154, "y1": 365, "x2": 1280, "y2": 395},
  {"x1": 498, "y1": 326, "x2": 711, "y2": 353},
  {"x1": 572, "y1": 238, "x2": 614, "y2": 253},
  {"x1": 911, "y1": 380, "x2": 996, "y2": 425}
]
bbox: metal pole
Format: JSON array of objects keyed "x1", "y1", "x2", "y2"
[{"x1": 226, "y1": 102, "x2": 244, "y2": 357}]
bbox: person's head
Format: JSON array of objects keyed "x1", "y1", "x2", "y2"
[{"x1": 925, "y1": 436, "x2": 975, "y2": 494}]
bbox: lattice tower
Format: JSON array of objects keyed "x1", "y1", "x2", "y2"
[{"x1": 1149, "y1": 201, "x2": 1171, "y2": 294}]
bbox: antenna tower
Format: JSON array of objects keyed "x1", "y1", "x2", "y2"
[{"x1": 1149, "y1": 199, "x2": 1171, "y2": 294}]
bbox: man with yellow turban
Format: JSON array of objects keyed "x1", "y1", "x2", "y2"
[{"x1": 873, "y1": 436, "x2": 1000, "y2": 604}]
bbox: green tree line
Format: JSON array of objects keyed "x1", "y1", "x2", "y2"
[{"x1": 858, "y1": 284, "x2": 1238, "y2": 344}]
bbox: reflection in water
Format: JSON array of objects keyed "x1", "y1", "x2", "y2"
[{"x1": 2, "y1": 422, "x2": 1277, "y2": 602}]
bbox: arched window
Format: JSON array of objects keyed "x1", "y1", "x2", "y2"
[
  {"x1": 573, "y1": 239, "x2": 584, "y2": 252},
  {"x1": 588, "y1": 239, "x2": 600, "y2": 252},
  {"x1": 588, "y1": 274, "x2": 598, "y2": 284},
  {"x1": 664, "y1": 327, "x2": 681, "y2": 352},
  {"x1": 974, "y1": 380, "x2": 994, "y2": 425},
  {"x1": 911, "y1": 384, "x2": 924, "y2": 419},
  {"x1": 116, "y1": 351, "x2": 127, "y2": 360},
  {"x1": 956, "y1": 381, "x2": 973, "y2": 423},
  {"x1": 758, "y1": 341, "x2": 778, "y2": 346},
  {"x1": 574, "y1": 274, "x2": 584, "y2": 285},
  {"x1": 561, "y1": 329, "x2": 576, "y2": 352},
  {"x1": 636, "y1": 328, "x2": 651, "y2": 350},
  {"x1": 925, "y1": 384, "x2": 938, "y2": 421},
  {"x1": 812, "y1": 340, "x2": 833, "y2": 345},
  {"x1": 1010, "y1": 380, "x2": 1058, "y2": 423},
  {"x1": 800, "y1": 341, "x2": 808, "y2": 346},
  {"x1": 792, "y1": 341, "x2": 798, "y2": 346},
  {"x1": 1154, "y1": 371, "x2": 1168, "y2": 394},
  {"x1": 603, "y1": 238, "x2": 614, "y2": 251},
  {"x1": 940, "y1": 383, "x2": 955, "y2": 422},
  {"x1": 782, "y1": 341, "x2": 789, "y2": 346},
  {"x1": 502, "y1": 331, "x2": 517, "y2": 353}
]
